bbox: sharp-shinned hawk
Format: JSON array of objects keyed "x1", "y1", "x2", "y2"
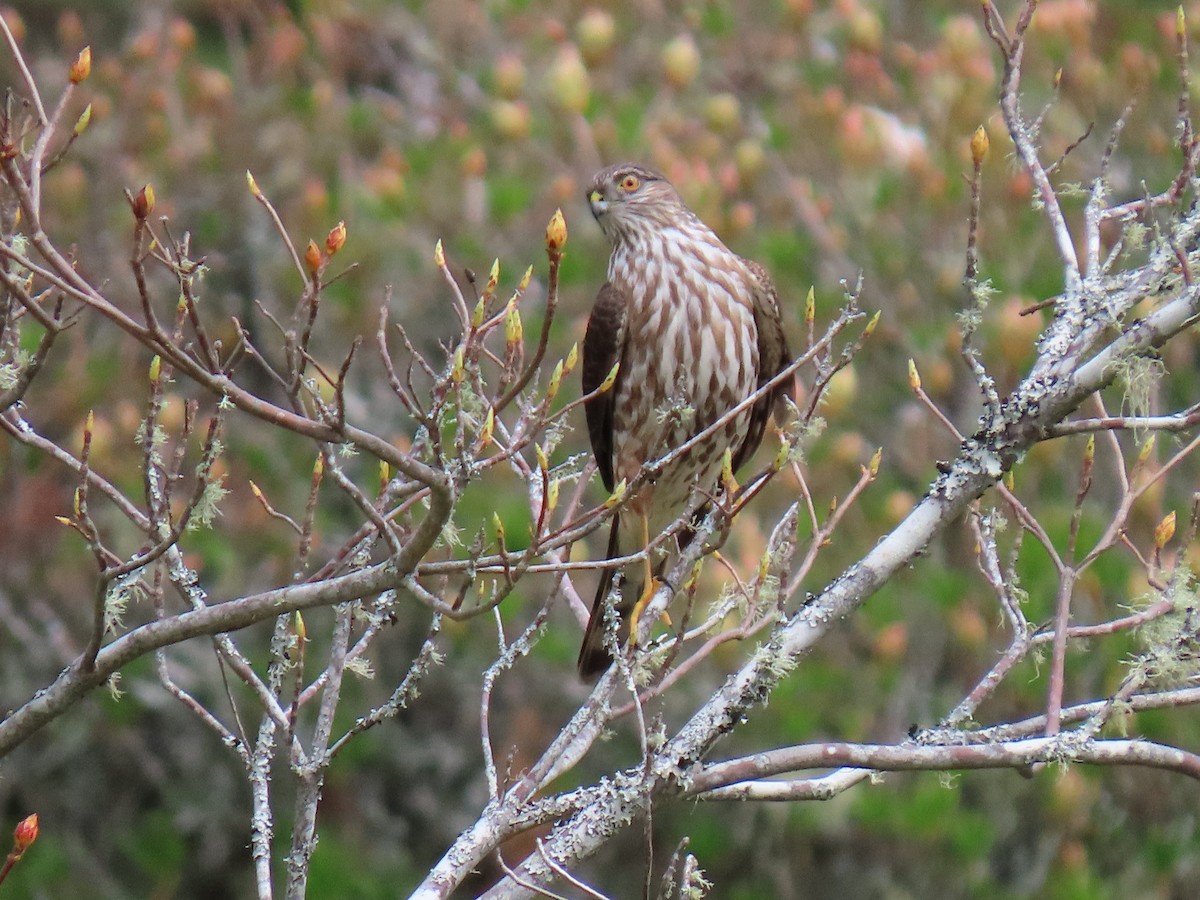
[{"x1": 578, "y1": 162, "x2": 793, "y2": 678}]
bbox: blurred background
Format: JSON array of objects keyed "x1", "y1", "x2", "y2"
[{"x1": 0, "y1": 0, "x2": 1197, "y2": 897}]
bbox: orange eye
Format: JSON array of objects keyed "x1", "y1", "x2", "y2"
[{"x1": 620, "y1": 174, "x2": 641, "y2": 193}]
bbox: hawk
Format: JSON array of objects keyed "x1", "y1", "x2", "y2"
[{"x1": 578, "y1": 163, "x2": 793, "y2": 678}]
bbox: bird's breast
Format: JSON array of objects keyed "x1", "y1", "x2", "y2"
[{"x1": 608, "y1": 238, "x2": 759, "y2": 519}]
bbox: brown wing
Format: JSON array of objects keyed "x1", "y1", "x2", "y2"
[
  {"x1": 582, "y1": 280, "x2": 629, "y2": 492},
  {"x1": 578, "y1": 281, "x2": 631, "y2": 679},
  {"x1": 732, "y1": 257, "x2": 793, "y2": 473}
]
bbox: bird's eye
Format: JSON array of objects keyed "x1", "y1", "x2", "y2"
[{"x1": 620, "y1": 174, "x2": 641, "y2": 193}]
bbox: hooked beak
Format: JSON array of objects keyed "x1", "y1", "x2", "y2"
[{"x1": 587, "y1": 187, "x2": 608, "y2": 220}]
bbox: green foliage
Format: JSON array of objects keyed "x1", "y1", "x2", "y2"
[
  {"x1": 0, "y1": 833, "x2": 72, "y2": 896},
  {"x1": 305, "y1": 829, "x2": 419, "y2": 898},
  {"x1": 118, "y1": 808, "x2": 188, "y2": 888}
]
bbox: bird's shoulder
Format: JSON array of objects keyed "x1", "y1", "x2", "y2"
[
  {"x1": 738, "y1": 254, "x2": 794, "y2": 385},
  {"x1": 582, "y1": 281, "x2": 628, "y2": 394},
  {"x1": 739, "y1": 256, "x2": 781, "y2": 311},
  {"x1": 586, "y1": 280, "x2": 629, "y2": 332}
]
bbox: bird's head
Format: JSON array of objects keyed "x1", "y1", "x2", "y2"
[{"x1": 586, "y1": 163, "x2": 682, "y2": 240}]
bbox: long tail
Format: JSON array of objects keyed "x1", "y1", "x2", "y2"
[{"x1": 577, "y1": 513, "x2": 628, "y2": 680}]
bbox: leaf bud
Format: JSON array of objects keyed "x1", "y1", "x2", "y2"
[
  {"x1": 133, "y1": 183, "x2": 155, "y2": 219},
  {"x1": 545, "y1": 208, "x2": 568, "y2": 254},
  {"x1": 1155, "y1": 511, "x2": 1177, "y2": 550},
  {"x1": 73, "y1": 103, "x2": 92, "y2": 136},
  {"x1": 863, "y1": 309, "x2": 881, "y2": 338},
  {"x1": 304, "y1": 239, "x2": 322, "y2": 276},
  {"x1": 970, "y1": 125, "x2": 989, "y2": 166},
  {"x1": 324, "y1": 220, "x2": 346, "y2": 256},
  {"x1": 546, "y1": 359, "x2": 564, "y2": 401},
  {"x1": 598, "y1": 362, "x2": 620, "y2": 393},
  {"x1": 12, "y1": 813, "x2": 38, "y2": 857},
  {"x1": 603, "y1": 478, "x2": 627, "y2": 508},
  {"x1": 505, "y1": 305, "x2": 523, "y2": 345},
  {"x1": 867, "y1": 447, "x2": 882, "y2": 477},
  {"x1": 69, "y1": 46, "x2": 91, "y2": 84}
]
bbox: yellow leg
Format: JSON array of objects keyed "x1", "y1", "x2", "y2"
[
  {"x1": 720, "y1": 448, "x2": 740, "y2": 495},
  {"x1": 628, "y1": 510, "x2": 670, "y2": 644}
]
